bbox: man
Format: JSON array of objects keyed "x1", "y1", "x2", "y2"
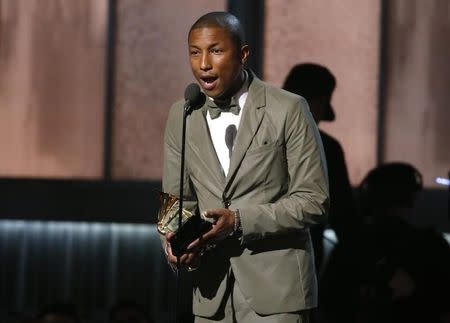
[
  {"x1": 283, "y1": 63, "x2": 356, "y2": 273},
  {"x1": 320, "y1": 163, "x2": 450, "y2": 323},
  {"x1": 162, "y1": 12, "x2": 329, "y2": 322}
]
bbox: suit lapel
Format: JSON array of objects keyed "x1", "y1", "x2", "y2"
[
  {"x1": 187, "y1": 103, "x2": 226, "y2": 185},
  {"x1": 225, "y1": 75, "x2": 266, "y2": 190}
]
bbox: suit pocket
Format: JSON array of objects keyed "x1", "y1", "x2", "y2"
[
  {"x1": 246, "y1": 140, "x2": 278, "y2": 156},
  {"x1": 239, "y1": 143, "x2": 288, "y2": 202}
]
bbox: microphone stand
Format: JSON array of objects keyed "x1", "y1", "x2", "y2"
[{"x1": 175, "y1": 101, "x2": 191, "y2": 323}]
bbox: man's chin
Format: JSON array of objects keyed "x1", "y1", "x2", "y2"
[{"x1": 204, "y1": 89, "x2": 225, "y2": 100}]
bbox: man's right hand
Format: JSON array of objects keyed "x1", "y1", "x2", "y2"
[{"x1": 165, "y1": 232, "x2": 202, "y2": 270}]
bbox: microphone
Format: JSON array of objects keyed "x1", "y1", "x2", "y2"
[
  {"x1": 184, "y1": 83, "x2": 206, "y2": 114},
  {"x1": 225, "y1": 125, "x2": 237, "y2": 159},
  {"x1": 170, "y1": 82, "x2": 212, "y2": 257}
]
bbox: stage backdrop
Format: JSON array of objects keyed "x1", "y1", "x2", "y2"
[
  {"x1": 382, "y1": 0, "x2": 450, "y2": 188},
  {"x1": 111, "y1": 0, "x2": 226, "y2": 180},
  {"x1": 0, "y1": 0, "x2": 107, "y2": 178},
  {"x1": 264, "y1": 0, "x2": 381, "y2": 186}
]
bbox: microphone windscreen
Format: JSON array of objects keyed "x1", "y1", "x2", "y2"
[
  {"x1": 184, "y1": 83, "x2": 201, "y2": 103},
  {"x1": 225, "y1": 125, "x2": 237, "y2": 151},
  {"x1": 184, "y1": 83, "x2": 205, "y2": 111}
]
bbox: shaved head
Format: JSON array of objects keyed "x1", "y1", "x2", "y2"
[{"x1": 189, "y1": 11, "x2": 246, "y2": 49}]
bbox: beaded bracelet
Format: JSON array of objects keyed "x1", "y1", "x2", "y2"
[{"x1": 232, "y1": 209, "x2": 242, "y2": 237}]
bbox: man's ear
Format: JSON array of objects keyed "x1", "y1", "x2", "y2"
[{"x1": 240, "y1": 45, "x2": 250, "y2": 65}]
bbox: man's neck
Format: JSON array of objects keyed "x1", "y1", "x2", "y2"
[{"x1": 214, "y1": 70, "x2": 246, "y2": 104}]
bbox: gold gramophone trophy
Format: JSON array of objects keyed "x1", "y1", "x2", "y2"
[
  {"x1": 157, "y1": 191, "x2": 194, "y2": 235},
  {"x1": 157, "y1": 191, "x2": 212, "y2": 257}
]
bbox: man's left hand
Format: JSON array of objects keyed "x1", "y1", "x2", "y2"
[{"x1": 187, "y1": 208, "x2": 235, "y2": 251}]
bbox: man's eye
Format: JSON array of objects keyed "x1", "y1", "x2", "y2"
[
  {"x1": 190, "y1": 50, "x2": 200, "y2": 56},
  {"x1": 211, "y1": 48, "x2": 222, "y2": 54}
]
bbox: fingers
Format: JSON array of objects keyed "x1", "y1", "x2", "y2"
[
  {"x1": 204, "y1": 208, "x2": 235, "y2": 241},
  {"x1": 202, "y1": 208, "x2": 226, "y2": 220},
  {"x1": 200, "y1": 227, "x2": 220, "y2": 242},
  {"x1": 166, "y1": 237, "x2": 201, "y2": 267},
  {"x1": 186, "y1": 209, "x2": 231, "y2": 249},
  {"x1": 165, "y1": 208, "x2": 235, "y2": 269},
  {"x1": 187, "y1": 224, "x2": 219, "y2": 250},
  {"x1": 166, "y1": 232, "x2": 175, "y2": 241},
  {"x1": 187, "y1": 237, "x2": 201, "y2": 251},
  {"x1": 167, "y1": 249, "x2": 198, "y2": 266}
]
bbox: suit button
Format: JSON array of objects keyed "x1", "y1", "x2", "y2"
[{"x1": 224, "y1": 200, "x2": 231, "y2": 208}]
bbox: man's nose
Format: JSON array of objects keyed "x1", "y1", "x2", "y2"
[{"x1": 200, "y1": 54, "x2": 212, "y2": 71}]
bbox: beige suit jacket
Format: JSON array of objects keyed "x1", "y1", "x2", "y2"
[{"x1": 162, "y1": 73, "x2": 329, "y2": 317}]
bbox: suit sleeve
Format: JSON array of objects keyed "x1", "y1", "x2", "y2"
[
  {"x1": 239, "y1": 97, "x2": 330, "y2": 243},
  {"x1": 160, "y1": 102, "x2": 199, "y2": 239}
]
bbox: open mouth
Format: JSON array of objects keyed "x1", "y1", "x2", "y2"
[{"x1": 200, "y1": 76, "x2": 218, "y2": 91}]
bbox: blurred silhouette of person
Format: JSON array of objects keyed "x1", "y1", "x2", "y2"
[
  {"x1": 358, "y1": 162, "x2": 450, "y2": 323},
  {"x1": 108, "y1": 301, "x2": 152, "y2": 323},
  {"x1": 36, "y1": 303, "x2": 79, "y2": 323},
  {"x1": 283, "y1": 63, "x2": 356, "y2": 273},
  {"x1": 320, "y1": 162, "x2": 450, "y2": 323}
]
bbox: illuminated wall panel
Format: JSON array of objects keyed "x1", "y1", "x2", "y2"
[
  {"x1": 264, "y1": 0, "x2": 381, "y2": 185},
  {"x1": 0, "y1": 0, "x2": 107, "y2": 178},
  {"x1": 383, "y1": 0, "x2": 450, "y2": 188},
  {"x1": 112, "y1": 1, "x2": 226, "y2": 179}
]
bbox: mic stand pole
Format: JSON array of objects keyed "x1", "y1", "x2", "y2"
[{"x1": 175, "y1": 102, "x2": 190, "y2": 323}]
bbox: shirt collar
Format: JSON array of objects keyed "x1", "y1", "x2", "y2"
[{"x1": 207, "y1": 70, "x2": 249, "y2": 110}]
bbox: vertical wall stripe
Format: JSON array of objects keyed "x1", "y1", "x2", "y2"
[
  {"x1": 376, "y1": 0, "x2": 388, "y2": 164},
  {"x1": 228, "y1": 0, "x2": 265, "y2": 79},
  {"x1": 103, "y1": 0, "x2": 117, "y2": 179}
]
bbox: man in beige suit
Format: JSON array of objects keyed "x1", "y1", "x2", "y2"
[{"x1": 162, "y1": 12, "x2": 329, "y2": 323}]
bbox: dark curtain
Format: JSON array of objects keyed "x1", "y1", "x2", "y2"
[{"x1": 0, "y1": 221, "x2": 177, "y2": 323}]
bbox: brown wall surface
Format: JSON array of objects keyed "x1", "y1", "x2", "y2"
[
  {"x1": 3, "y1": 1, "x2": 447, "y2": 189},
  {"x1": 112, "y1": 1, "x2": 226, "y2": 179},
  {"x1": 383, "y1": 0, "x2": 450, "y2": 188},
  {"x1": 264, "y1": 0, "x2": 381, "y2": 185},
  {"x1": 0, "y1": 0, "x2": 107, "y2": 178}
]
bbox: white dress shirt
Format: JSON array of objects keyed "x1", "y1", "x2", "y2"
[{"x1": 206, "y1": 76, "x2": 249, "y2": 177}]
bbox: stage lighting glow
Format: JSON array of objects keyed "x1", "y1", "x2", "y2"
[
  {"x1": 435, "y1": 177, "x2": 450, "y2": 186},
  {"x1": 0, "y1": 220, "x2": 155, "y2": 236}
]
